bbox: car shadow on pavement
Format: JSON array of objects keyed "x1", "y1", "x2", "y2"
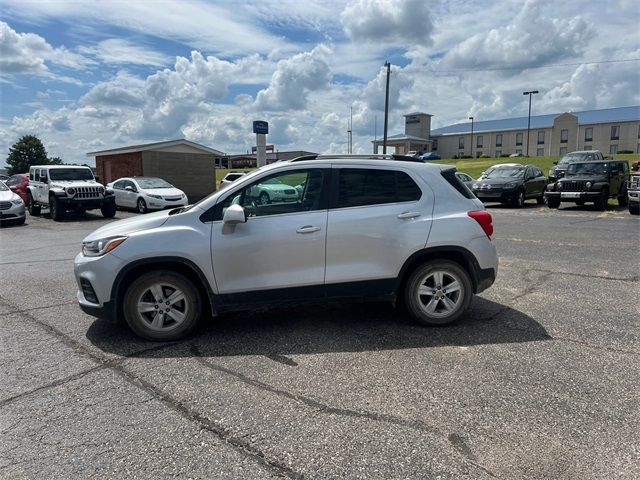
[{"x1": 86, "y1": 297, "x2": 551, "y2": 358}]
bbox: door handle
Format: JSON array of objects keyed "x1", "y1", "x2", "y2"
[
  {"x1": 296, "y1": 225, "x2": 321, "y2": 234},
  {"x1": 397, "y1": 211, "x2": 421, "y2": 219}
]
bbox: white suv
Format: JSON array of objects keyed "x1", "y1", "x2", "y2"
[{"x1": 74, "y1": 155, "x2": 498, "y2": 341}]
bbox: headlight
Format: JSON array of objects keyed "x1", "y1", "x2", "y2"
[
  {"x1": 148, "y1": 194, "x2": 163, "y2": 199},
  {"x1": 82, "y1": 236, "x2": 127, "y2": 257},
  {"x1": 11, "y1": 198, "x2": 24, "y2": 205},
  {"x1": 472, "y1": 183, "x2": 478, "y2": 189},
  {"x1": 98, "y1": 186, "x2": 105, "y2": 194},
  {"x1": 67, "y1": 187, "x2": 76, "y2": 196},
  {"x1": 504, "y1": 182, "x2": 517, "y2": 189},
  {"x1": 557, "y1": 182, "x2": 562, "y2": 191},
  {"x1": 585, "y1": 181, "x2": 592, "y2": 190}
]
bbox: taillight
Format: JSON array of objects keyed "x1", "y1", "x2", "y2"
[{"x1": 468, "y1": 210, "x2": 493, "y2": 239}]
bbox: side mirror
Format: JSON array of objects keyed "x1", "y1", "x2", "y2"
[
  {"x1": 125, "y1": 186, "x2": 133, "y2": 192},
  {"x1": 223, "y1": 204, "x2": 247, "y2": 225},
  {"x1": 95, "y1": 175, "x2": 101, "y2": 183}
]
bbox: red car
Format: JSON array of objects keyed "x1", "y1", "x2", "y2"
[{"x1": 5, "y1": 173, "x2": 29, "y2": 204}]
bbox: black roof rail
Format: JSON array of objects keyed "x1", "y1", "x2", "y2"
[{"x1": 289, "y1": 154, "x2": 424, "y2": 163}]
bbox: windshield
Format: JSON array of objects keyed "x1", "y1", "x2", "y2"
[
  {"x1": 559, "y1": 153, "x2": 591, "y2": 165},
  {"x1": 0, "y1": 181, "x2": 8, "y2": 191},
  {"x1": 136, "y1": 177, "x2": 173, "y2": 189},
  {"x1": 567, "y1": 163, "x2": 608, "y2": 175},
  {"x1": 485, "y1": 167, "x2": 525, "y2": 179},
  {"x1": 49, "y1": 168, "x2": 94, "y2": 181}
]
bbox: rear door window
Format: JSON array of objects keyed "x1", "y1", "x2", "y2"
[{"x1": 335, "y1": 168, "x2": 421, "y2": 208}]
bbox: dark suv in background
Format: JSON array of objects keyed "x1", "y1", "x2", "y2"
[
  {"x1": 472, "y1": 164, "x2": 547, "y2": 207},
  {"x1": 548, "y1": 150, "x2": 606, "y2": 183},
  {"x1": 545, "y1": 160, "x2": 629, "y2": 210}
]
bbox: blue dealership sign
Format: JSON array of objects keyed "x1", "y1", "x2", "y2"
[{"x1": 253, "y1": 120, "x2": 269, "y2": 134}]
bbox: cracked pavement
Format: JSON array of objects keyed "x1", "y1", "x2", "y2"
[{"x1": 0, "y1": 204, "x2": 638, "y2": 479}]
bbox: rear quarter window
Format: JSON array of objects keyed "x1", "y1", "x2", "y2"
[
  {"x1": 441, "y1": 169, "x2": 475, "y2": 199},
  {"x1": 336, "y1": 169, "x2": 421, "y2": 208}
]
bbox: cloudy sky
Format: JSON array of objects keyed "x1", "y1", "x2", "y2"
[{"x1": 1, "y1": 0, "x2": 639, "y2": 166}]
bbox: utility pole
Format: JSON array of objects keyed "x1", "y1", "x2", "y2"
[
  {"x1": 374, "y1": 116, "x2": 377, "y2": 153},
  {"x1": 523, "y1": 90, "x2": 539, "y2": 157},
  {"x1": 383, "y1": 61, "x2": 391, "y2": 154},
  {"x1": 469, "y1": 116, "x2": 474, "y2": 158},
  {"x1": 347, "y1": 106, "x2": 353, "y2": 154}
]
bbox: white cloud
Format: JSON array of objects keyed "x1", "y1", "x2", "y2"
[
  {"x1": 78, "y1": 39, "x2": 170, "y2": 67},
  {"x1": 0, "y1": 21, "x2": 92, "y2": 85},
  {"x1": 80, "y1": 71, "x2": 146, "y2": 107},
  {"x1": 254, "y1": 45, "x2": 332, "y2": 111},
  {"x1": 341, "y1": 0, "x2": 434, "y2": 46},
  {"x1": 442, "y1": 0, "x2": 594, "y2": 72}
]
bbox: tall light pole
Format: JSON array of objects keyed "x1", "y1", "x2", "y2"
[
  {"x1": 523, "y1": 90, "x2": 539, "y2": 157},
  {"x1": 383, "y1": 61, "x2": 391, "y2": 154},
  {"x1": 469, "y1": 116, "x2": 474, "y2": 158}
]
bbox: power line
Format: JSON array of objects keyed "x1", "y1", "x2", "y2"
[{"x1": 429, "y1": 58, "x2": 640, "y2": 73}]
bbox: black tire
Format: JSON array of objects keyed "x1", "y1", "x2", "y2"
[
  {"x1": 536, "y1": 195, "x2": 545, "y2": 205},
  {"x1": 123, "y1": 270, "x2": 202, "y2": 341},
  {"x1": 547, "y1": 197, "x2": 560, "y2": 209},
  {"x1": 403, "y1": 260, "x2": 473, "y2": 326},
  {"x1": 617, "y1": 188, "x2": 628, "y2": 207},
  {"x1": 594, "y1": 190, "x2": 608, "y2": 211},
  {"x1": 101, "y1": 202, "x2": 116, "y2": 218},
  {"x1": 49, "y1": 196, "x2": 66, "y2": 221},
  {"x1": 137, "y1": 198, "x2": 148, "y2": 214},
  {"x1": 16, "y1": 216, "x2": 26, "y2": 225},
  {"x1": 514, "y1": 189, "x2": 525, "y2": 208},
  {"x1": 629, "y1": 203, "x2": 639, "y2": 215},
  {"x1": 28, "y1": 194, "x2": 41, "y2": 216},
  {"x1": 259, "y1": 191, "x2": 270, "y2": 205}
]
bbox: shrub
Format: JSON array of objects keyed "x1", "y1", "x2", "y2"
[
  {"x1": 618, "y1": 150, "x2": 634, "y2": 154},
  {"x1": 480, "y1": 154, "x2": 491, "y2": 158},
  {"x1": 500, "y1": 154, "x2": 511, "y2": 158}
]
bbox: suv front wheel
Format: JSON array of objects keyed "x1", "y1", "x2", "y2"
[
  {"x1": 404, "y1": 260, "x2": 473, "y2": 326},
  {"x1": 123, "y1": 270, "x2": 202, "y2": 341},
  {"x1": 50, "y1": 196, "x2": 66, "y2": 221}
]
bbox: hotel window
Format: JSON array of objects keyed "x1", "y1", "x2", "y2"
[
  {"x1": 432, "y1": 139, "x2": 438, "y2": 150},
  {"x1": 537, "y1": 131, "x2": 545, "y2": 144},
  {"x1": 495, "y1": 134, "x2": 502, "y2": 147},
  {"x1": 476, "y1": 135, "x2": 483, "y2": 148},
  {"x1": 458, "y1": 137, "x2": 465, "y2": 149},
  {"x1": 495, "y1": 150, "x2": 502, "y2": 157},
  {"x1": 536, "y1": 148, "x2": 544, "y2": 156},
  {"x1": 584, "y1": 127, "x2": 593, "y2": 141},
  {"x1": 609, "y1": 145, "x2": 617, "y2": 155},
  {"x1": 559, "y1": 147, "x2": 567, "y2": 156},
  {"x1": 516, "y1": 132, "x2": 523, "y2": 145},
  {"x1": 560, "y1": 129, "x2": 568, "y2": 143},
  {"x1": 610, "y1": 125, "x2": 620, "y2": 140}
]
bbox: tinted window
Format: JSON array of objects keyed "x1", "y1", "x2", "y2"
[
  {"x1": 49, "y1": 168, "x2": 93, "y2": 180},
  {"x1": 5, "y1": 175, "x2": 21, "y2": 186},
  {"x1": 113, "y1": 180, "x2": 125, "y2": 189},
  {"x1": 337, "y1": 169, "x2": 421, "y2": 208}
]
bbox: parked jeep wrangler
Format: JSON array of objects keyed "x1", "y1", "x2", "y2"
[
  {"x1": 545, "y1": 160, "x2": 629, "y2": 211},
  {"x1": 27, "y1": 165, "x2": 116, "y2": 221}
]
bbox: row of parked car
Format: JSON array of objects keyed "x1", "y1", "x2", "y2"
[{"x1": 0, "y1": 165, "x2": 189, "y2": 224}]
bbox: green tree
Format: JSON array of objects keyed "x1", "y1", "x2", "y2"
[
  {"x1": 6, "y1": 135, "x2": 49, "y2": 174},
  {"x1": 48, "y1": 156, "x2": 63, "y2": 165}
]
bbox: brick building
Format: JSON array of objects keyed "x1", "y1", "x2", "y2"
[{"x1": 87, "y1": 139, "x2": 224, "y2": 201}]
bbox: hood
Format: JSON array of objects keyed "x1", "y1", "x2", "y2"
[
  {"x1": 142, "y1": 187, "x2": 184, "y2": 197},
  {"x1": 475, "y1": 177, "x2": 522, "y2": 187},
  {"x1": 50, "y1": 180, "x2": 102, "y2": 189},
  {"x1": 83, "y1": 209, "x2": 171, "y2": 242},
  {"x1": 0, "y1": 190, "x2": 21, "y2": 202}
]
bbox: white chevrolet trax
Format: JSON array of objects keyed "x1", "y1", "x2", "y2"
[{"x1": 74, "y1": 155, "x2": 498, "y2": 341}]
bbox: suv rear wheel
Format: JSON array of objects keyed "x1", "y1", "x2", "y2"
[
  {"x1": 404, "y1": 260, "x2": 472, "y2": 326},
  {"x1": 123, "y1": 270, "x2": 202, "y2": 341}
]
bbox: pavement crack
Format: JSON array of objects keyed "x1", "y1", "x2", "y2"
[
  {"x1": 1, "y1": 301, "x2": 77, "y2": 317},
  {"x1": 265, "y1": 354, "x2": 298, "y2": 366}
]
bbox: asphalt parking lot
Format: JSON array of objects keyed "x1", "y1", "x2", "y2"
[{"x1": 1, "y1": 204, "x2": 638, "y2": 479}]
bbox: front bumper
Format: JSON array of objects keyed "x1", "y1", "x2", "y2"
[
  {"x1": 0, "y1": 202, "x2": 26, "y2": 222},
  {"x1": 544, "y1": 191, "x2": 602, "y2": 202},
  {"x1": 145, "y1": 196, "x2": 189, "y2": 210},
  {"x1": 74, "y1": 251, "x2": 123, "y2": 323},
  {"x1": 57, "y1": 195, "x2": 115, "y2": 209},
  {"x1": 473, "y1": 189, "x2": 519, "y2": 203}
]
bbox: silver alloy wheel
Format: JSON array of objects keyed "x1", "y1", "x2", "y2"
[
  {"x1": 137, "y1": 198, "x2": 147, "y2": 213},
  {"x1": 517, "y1": 191, "x2": 525, "y2": 207},
  {"x1": 415, "y1": 270, "x2": 464, "y2": 318},
  {"x1": 135, "y1": 282, "x2": 188, "y2": 331}
]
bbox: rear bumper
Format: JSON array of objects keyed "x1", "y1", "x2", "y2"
[
  {"x1": 474, "y1": 190, "x2": 519, "y2": 203},
  {"x1": 476, "y1": 267, "x2": 496, "y2": 293}
]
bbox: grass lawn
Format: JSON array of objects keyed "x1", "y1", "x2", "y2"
[{"x1": 215, "y1": 154, "x2": 640, "y2": 185}]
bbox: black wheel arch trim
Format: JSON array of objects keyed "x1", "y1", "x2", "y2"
[
  {"x1": 110, "y1": 256, "x2": 217, "y2": 319},
  {"x1": 394, "y1": 246, "x2": 492, "y2": 295}
]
